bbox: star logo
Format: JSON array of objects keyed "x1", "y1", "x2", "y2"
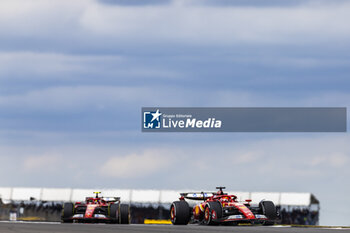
[{"x1": 151, "y1": 109, "x2": 162, "y2": 122}]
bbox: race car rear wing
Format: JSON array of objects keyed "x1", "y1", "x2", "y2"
[
  {"x1": 85, "y1": 196, "x2": 120, "y2": 202},
  {"x1": 180, "y1": 192, "x2": 213, "y2": 200},
  {"x1": 104, "y1": 197, "x2": 120, "y2": 202}
]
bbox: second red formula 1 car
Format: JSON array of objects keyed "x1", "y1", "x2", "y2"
[
  {"x1": 61, "y1": 192, "x2": 130, "y2": 224},
  {"x1": 170, "y1": 187, "x2": 277, "y2": 226}
]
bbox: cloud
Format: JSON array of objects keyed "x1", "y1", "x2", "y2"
[
  {"x1": 98, "y1": 0, "x2": 171, "y2": 6},
  {"x1": 172, "y1": 0, "x2": 349, "y2": 8},
  {"x1": 0, "y1": 0, "x2": 350, "y2": 54},
  {"x1": 78, "y1": 1, "x2": 350, "y2": 45},
  {"x1": 309, "y1": 153, "x2": 349, "y2": 167},
  {"x1": 229, "y1": 151, "x2": 263, "y2": 164},
  {"x1": 99, "y1": 150, "x2": 175, "y2": 178},
  {"x1": 22, "y1": 154, "x2": 62, "y2": 172},
  {"x1": 1, "y1": 82, "x2": 349, "y2": 133},
  {"x1": 0, "y1": 52, "x2": 180, "y2": 84},
  {"x1": 1, "y1": 134, "x2": 349, "y2": 187}
]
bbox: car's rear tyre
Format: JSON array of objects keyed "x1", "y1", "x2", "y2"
[
  {"x1": 203, "y1": 201, "x2": 222, "y2": 225},
  {"x1": 259, "y1": 201, "x2": 277, "y2": 225},
  {"x1": 119, "y1": 204, "x2": 130, "y2": 224},
  {"x1": 170, "y1": 201, "x2": 191, "y2": 225},
  {"x1": 109, "y1": 203, "x2": 119, "y2": 223},
  {"x1": 62, "y1": 202, "x2": 74, "y2": 223}
]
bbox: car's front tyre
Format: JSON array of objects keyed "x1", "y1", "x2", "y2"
[
  {"x1": 109, "y1": 203, "x2": 119, "y2": 223},
  {"x1": 259, "y1": 201, "x2": 277, "y2": 225},
  {"x1": 62, "y1": 202, "x2": 74, "y2": 223},
  {"x1": 203, "y1": 201, "x2": 222, "y2": 225}
]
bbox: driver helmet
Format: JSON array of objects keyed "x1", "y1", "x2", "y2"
[{"x1": 217, "y1": 190, "x2": 224, "y2": 195}]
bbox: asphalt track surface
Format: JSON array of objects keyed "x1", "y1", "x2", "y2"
[{"x1": 0, "y1": 222, "x2": 348, "y2": 233}]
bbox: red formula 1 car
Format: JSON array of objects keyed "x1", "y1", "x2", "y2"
[
  {"x1": 170, "y1": 187, "x2": 277, "y2": 226},
  {"x1": 61, "y1": 192, "x2": 130, "y2": 224}
]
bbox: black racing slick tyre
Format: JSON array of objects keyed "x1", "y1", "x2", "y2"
[
  {"x1": 119, "y1": 204, "x2": 130, "y2": 224},
  {"x1": 204, "y1": 201, "x2": 223, "y2": 225},
  {"x1": 62, "y1": 202, "x2": 74, "y2": 223},
  {"x1": 170, "y1": 201, "x2": 191, "y2": 225},
  {"x1": 259, "y1": 201, "x2": 277, "y2": 225},
  {"x1": 109, "y1": 203, "x2": 119, "y2": 223}
]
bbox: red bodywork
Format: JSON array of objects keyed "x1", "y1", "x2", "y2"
[
  {"x1": 70, "y1": 196, "x2": 119, "y2": 222},
  {"x1": 176, "y1": 188, "x2": 273, "y2": 225},
  {"x1": 62, "y1": 192, "x2": 130, "y2": 224},
  {"x1": 192, "y1": 194, "x2": 260, "y2": 222}
]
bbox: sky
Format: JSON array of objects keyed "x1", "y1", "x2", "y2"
[{"x1": 0, "y1": 0, "x2": 349, "y2": 226}]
